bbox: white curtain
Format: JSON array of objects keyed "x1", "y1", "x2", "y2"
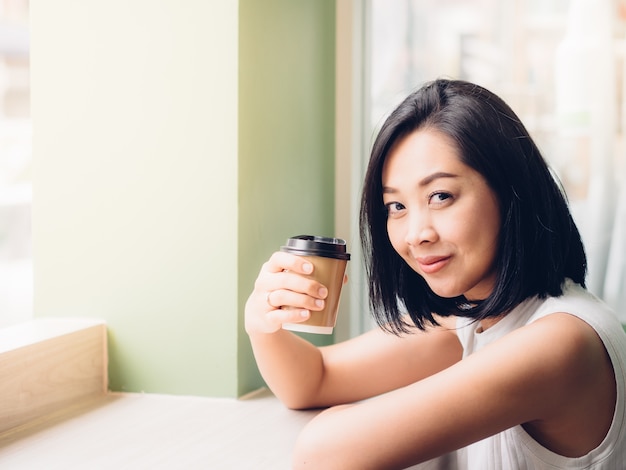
[
  {"x1": 552, "y1": 0, "x2": 625, "y2": 320},
  {"x1": 368, "y1": 0, "x2": 626, "y2": 321}
]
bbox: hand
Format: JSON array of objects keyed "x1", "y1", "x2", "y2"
[{"x1": 245, "y1": 251, "x2": 329, "y2": 335}]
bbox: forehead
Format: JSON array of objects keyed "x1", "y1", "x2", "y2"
[{"x1": 382, "y1": 129, "x2": 468, "y2": 184}]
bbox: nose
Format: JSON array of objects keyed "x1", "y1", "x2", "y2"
[{"x1": 405, "y1": 212, "x2": 438, "y2": 247}]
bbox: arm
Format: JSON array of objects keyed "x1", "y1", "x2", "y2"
[
  {"x1": 245, "y1": 252, "x2": 462, "y2": 409},
  {"x1": 293, "y1": 313, "x2": 616, "y2": 469}
]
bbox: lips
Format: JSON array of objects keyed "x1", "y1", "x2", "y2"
[{"x1": 415, "y1": 255, "x2": 451, "y2": 274}]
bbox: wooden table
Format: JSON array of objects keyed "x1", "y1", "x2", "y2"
[{"x1": 0, "y1": 388, "x2": 320, "y2": 469}]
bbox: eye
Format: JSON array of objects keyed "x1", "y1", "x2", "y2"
[
  {"x1": 428, "y1": 191, "x2": 453, "y2": 206},
  {"x1": 385, "y1": 201, "x2": 405, "y2": 217}
]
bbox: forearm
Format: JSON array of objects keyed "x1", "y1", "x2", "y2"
[
  {"x1": 248, "y1": 329, "x2": 326, "y2": 409},
  {"x1": 245, "y1": 251, "x2": 337, "y2": 408}
]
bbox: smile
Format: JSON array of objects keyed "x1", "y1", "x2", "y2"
[{"x1": 416, "y1": 255, "x2": 451, "y2": 274}]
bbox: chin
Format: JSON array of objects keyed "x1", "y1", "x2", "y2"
[
  {"x1": 425, "y1": 277, "x2": 492, "y2": 301},
  {"x1": 425, "y1": 283, "x2": 464, "y2": 300}
]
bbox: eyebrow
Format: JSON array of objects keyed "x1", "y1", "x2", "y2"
[
  {"x1": 383, "y1": 171, "x2": 459, "y2": 194},
  {"x1": 419, "y1": 171, "x2": 459, "y2": 186}
]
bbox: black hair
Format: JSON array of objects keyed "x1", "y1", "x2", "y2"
[{"x1": 360, "y1": 79, "x2": 587, "y2": 334}]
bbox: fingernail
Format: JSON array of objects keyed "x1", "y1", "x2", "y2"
[
  {"x1": 303, "y1": 263, "x2": 313, "y2": 274},
  {"x1": 315, "y1": 299, "x2": 324, "y2": 308},
  {"x1": 318, "y1": 287, "x2": 328, "y2": 298},
  {"x1": 300, "y1": 310, "x2": 310, "y2": 318}
]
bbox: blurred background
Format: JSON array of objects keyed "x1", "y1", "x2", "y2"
[
  {"x1": 367, "y1": 0, "x2": 626, "y2": 321},
  {"x1": 1, "y1": 0, "x2": 625, "y2": 329},
  {"x1": 0, "y1": 0, "x2": 30, "y2": 327}
]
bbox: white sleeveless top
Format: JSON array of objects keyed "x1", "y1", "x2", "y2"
[{"x1": 410, "y1": 280, "x2": 626, "y2": 469}]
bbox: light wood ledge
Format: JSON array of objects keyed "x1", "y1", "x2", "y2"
[
  {"x1": 0, "y1": 388, "x2": 321, "y2": 469},
  {"x1": 0, "y1": 319, "x2": 321, "y2": 468},
  {"x1": 0, "y1": 318, "x2": 107, "y2": 434}
]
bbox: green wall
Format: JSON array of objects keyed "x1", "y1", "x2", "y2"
[
  {"x1": 238, "y1": 0, "x2": 337, "y2": 394},
  {"x1": 31, "y1": 0, "x2": 336, "y2": 397}
]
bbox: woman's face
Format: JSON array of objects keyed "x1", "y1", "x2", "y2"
[{"x1": 382, "y1": 128, "x2": 501, "y2": 301}]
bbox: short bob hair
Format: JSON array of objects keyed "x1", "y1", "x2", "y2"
[{"x1": 360, "y1": 79, "x2": 587, "y2": 334}]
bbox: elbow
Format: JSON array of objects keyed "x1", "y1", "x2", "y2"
[
  {"x1": 281, "y1": 394, "x2": 315, "y2": 411},
  {"x1": 285, "y1": 402, "x2": 314, "y2": 411},
  {"x1": 292, "y1": 417, "x2": 332, "y2": 469},
  {"x1": 276, "y1": 390, "x2": 325, "y2": 411},
  {"x1": 292, "y1": 407, "x2": 356, "y2": 470}
]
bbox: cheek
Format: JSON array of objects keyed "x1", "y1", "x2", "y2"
[
  {"x1": 386, "y1": 220, "x2": 405, "y2": 254},
  {"x1": 454, "y1": 198, "x2": 500, "y2": 250},
  {"x1": 467, "y1": 222, "x2": 500, "y2": 269}
]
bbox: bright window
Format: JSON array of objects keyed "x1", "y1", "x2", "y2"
[
  {"x1": 0, "y1": 0, "x2": 31, "y2": 327},
  {"x1": 367, "y1": 0, "x2": 626, "y2": 318}
]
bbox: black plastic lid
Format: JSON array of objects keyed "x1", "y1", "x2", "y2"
[{"x1": 280, "y1": 235, "x2": 350, "y2": 260}]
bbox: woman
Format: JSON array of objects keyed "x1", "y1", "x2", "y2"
[{"x1": 245, "y1": 79, "x2": 626, "y2": 469}]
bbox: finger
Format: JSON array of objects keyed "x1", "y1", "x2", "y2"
[
  {"x1": 266, "y1": 307, "x2": 311, "y2": 326},
  {"x1": 255, "y1": 268, "x2": 327, "y2": 301},
  {"x1": 265, "y1": 290, "x2": 279, "y2": 310},
  {"x1": 245, "y1": 293, "x2": 311, "y2": 334},
  {"x1": 263, "y1": 251, "x2": 315, "y2": 276},
  {"x1": 268, "y1": 289, "x2": 326, "y2": 312},
  {"x1": 272, "y1": 271, "x2": 328, "y2": 299}
]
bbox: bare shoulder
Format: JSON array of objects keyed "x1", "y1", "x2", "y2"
[
  {"x1": 474, "y1": 312, "x2": 613, "y2": 404},
  {"x1": 485, "y1": 312, "x2": 616, "y2": 456},
  {"x1": 511, "y1": 312, "x2": 611, "y2": 380}
]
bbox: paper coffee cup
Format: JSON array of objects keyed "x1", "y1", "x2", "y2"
[{"x1": 280, "y1": 235, "x2": 350, "y2": 334}]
